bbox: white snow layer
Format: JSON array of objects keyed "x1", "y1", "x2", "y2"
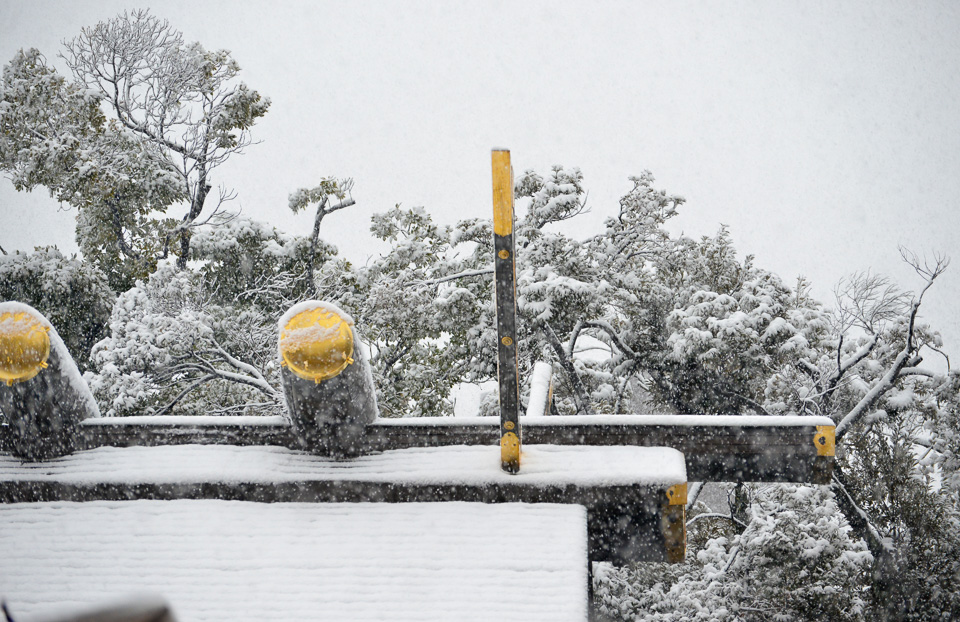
[
  {"x1": 0, "y1": 444, "x2": 686, "y2": 487},
  {"x1": 526, "y1": 361, "x2": 554, "y2": 417},
  {"x1": 0, "y1": 500, "x2": 588, "y2": 621},
  {"x1": 276, "y1": 300, "x2": 354, "y2": 334},
  {"x1": 374, "y1": 414, "x2": 835, "y2": 428},
  {"x1": 80, "y1": 415, "x2": 290, "y2": 427}
]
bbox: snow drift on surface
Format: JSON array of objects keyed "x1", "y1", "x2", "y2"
[{"x1": 0, "y1": 500, "x2": 588, "y2": 621}]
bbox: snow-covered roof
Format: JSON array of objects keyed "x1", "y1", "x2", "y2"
[{"x1": 0, "y1": 500, "x2": 588, "y2": 621}]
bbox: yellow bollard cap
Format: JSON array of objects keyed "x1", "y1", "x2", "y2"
[
  {"x1": 0, "y1": 310, "x2": 51, "y2": 386},
  {"x1": 279, "y1": 305, "x2": 355, "y2": 383}
]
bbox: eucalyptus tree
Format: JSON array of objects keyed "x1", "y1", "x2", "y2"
[
  {"x1": 0, "y1": 10, "x2": 270, "y2": 286},
  {"x1": 62, "y1": 10, "x2": 270, "y2": 269}
]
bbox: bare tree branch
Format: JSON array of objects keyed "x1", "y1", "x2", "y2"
[{"x1": 687, "y1": 512, "x2": 747, "y2": 529}]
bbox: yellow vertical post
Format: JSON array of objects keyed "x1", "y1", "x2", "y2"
[{"x1": 492, "y1": 149, "x2": 521, "y2": 473}]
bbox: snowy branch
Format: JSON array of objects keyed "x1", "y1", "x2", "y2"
[
  {"x1": 831, "y1": 470, "x2": 894, "y2": 555},
  {"x1": 687, "y1": 512, "x2": 747, "y2": 529},
  {"x1": 835, "y1": 256, "x2": 946, "y2": 441},
  {"x1": 408, "y1": 268, "x2": 494, "y2": 288}
]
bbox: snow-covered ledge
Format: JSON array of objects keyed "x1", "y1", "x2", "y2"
[
  {"x1": 0, "y1": 444, "x2": 684, "y2": 488},
  {"x1": 0, "y1": 444, "x2": 687, "y2": 566}
]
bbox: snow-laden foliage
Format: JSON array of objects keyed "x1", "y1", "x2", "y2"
[
  {"x1": 0, "y1": 247, "x2": 113, "y2": 371},
  {"x1": 63, "y1": 10, "x2": 270, "y2": 268},
  {"x1": 84, "y1": 214, "x2": 343, "y2": 417},
  {"x1": 596, "y1": 485, "x2": 873, "y2": 621},
  {"x1": 0, "y1": 10, "x2": 269, "y2": 282},
  {"x1": 86, "y1": 265, "x2": 282, "y2": 417},
  {"x1": 0, "y1": 48, "x2": 183, "y2": 291}
]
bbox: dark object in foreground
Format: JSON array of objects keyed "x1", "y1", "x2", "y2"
[{"x1": 2, "y1": 597, "x2": 176, "y2": 622}]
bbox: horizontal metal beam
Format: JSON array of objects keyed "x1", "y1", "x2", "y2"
[
  {"x1": 368, "y1": 416, "x2": 834, "y2": 484},
  {"x1": 1, "y1": 414, "x2": 834, "y2": 483}
]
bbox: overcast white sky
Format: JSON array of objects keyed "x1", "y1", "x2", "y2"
[{"x1": 1, "y1": 0, "x2": 958, "y2": 363}]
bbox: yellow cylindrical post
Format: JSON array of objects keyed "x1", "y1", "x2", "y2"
[
  {"x1": 278, "y1": 301, "x2": 379, "y2": 456},
  {"x1": 492, "y1": 149, "x2": 521, "y2": 473},
  {"x1": 0, "y1": 302, "x2": 100, "y2": 460}
]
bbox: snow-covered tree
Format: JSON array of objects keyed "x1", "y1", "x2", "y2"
[
  {"x1": 85, "y1": 211, "x2": 352, "y2": 416},
  {"x1": 0, "y1": 10, "x2": 269, "y2": 281},
  {"x1": 288, "y1": 177, "x2": 356, "y2": 298},
  {"x1": 86, "y1": 264, "x2": 283, "y2": 417},
  {"x1": 63, "y1": 10, "x2": 270, "y2": 269},
  {"x1": 0, "y1": 48, "x2": 183, "y2": 291},
  {"x1": 596, "y1": 484, "x2": 873, "y2": 621}
]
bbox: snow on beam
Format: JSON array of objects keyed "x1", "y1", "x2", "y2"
[
  {"x1": 3, "y1": 413, "x2": 836, "y2": 483},
  {"x1": 0, "y1": 443, "x2": 687, "y2": 564},
  {"x1": 0, "y1": 501, "x2": 588, "y2": 622},
  {"x1": 369, "y1": 415, "x2": 836, "y2": 483}
]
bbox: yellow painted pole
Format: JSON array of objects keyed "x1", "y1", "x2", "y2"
[{"x1": 492, "y1": 149, "x2": 521, "y2": 473}]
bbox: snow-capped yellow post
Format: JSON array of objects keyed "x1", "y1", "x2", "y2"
[
  {"x1": 492, "y1": 149, "x2": 521, "y2": 473},
  {"x1": 0, "y1": 301, "x2": 100, "y2": 460},
  {"x1": 278, "y1": 301, "x2": 379, "y2": 457}
]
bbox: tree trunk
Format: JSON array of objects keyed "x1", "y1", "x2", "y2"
[
  {"x1": 542, "y1": 323, "x2": 595, "y2": 416},
  {"x1": 831, "y1": 465, "x2": 904, "y2": 620},
  {"x1": 176, "y1": 183, "x2": 211, "y2": 270}
]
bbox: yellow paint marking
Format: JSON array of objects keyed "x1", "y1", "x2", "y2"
[
  {"x1": 491, "y1": 149, "x2": 514, "y2": 236},
  {"x1": 279, "y1": 306, "x2": 355, "y2": 383},
  {"x1": 815, "y1": 425, "x2": 836, "y2": 457},
  {"x1": 0, "y1": 310, "x2": 51, "y2": 386},
  {"x1": 500, "y1": 431, "x2": 521, "y2": 472},
  {"x1": 666, "y1": 482, "x2": 688, "y2": 506}
]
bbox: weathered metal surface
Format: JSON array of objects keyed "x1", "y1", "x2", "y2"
[{"x1": 492, "y1": 148, "x2": 521, "y2": 473}]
